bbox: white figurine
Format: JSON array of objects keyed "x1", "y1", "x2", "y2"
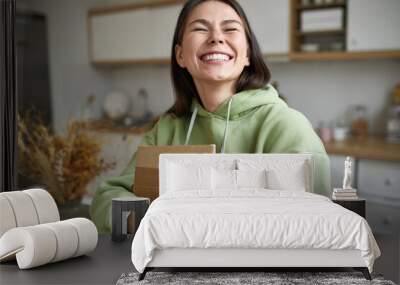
[{"x1": 342, "y1": 156, "x2": 353, "y2": 190}]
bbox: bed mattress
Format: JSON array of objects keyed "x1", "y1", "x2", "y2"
[{"x1": 131, "y1": 190, "x2": 380, "y2": 273}]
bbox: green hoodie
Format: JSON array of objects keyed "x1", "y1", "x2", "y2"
[{"x1": 90, "y1": 85, "x2": 331, "y2": 233}]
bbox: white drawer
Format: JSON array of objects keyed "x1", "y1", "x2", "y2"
[
  {"x1": 365, "y1": 198, "x2": 400, "y2": 234},
  {"x1": 358, "y1": 160, "x2": 400, "y2": 200}
]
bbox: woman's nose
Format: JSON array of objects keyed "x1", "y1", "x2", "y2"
[{"x1": 208, "y1": 29, "x2": 224, "y2": 45}]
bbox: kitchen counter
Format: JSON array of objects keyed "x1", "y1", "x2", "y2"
[
  {"x1": 324, "y1": 136, "x2": 400, "y2": 162},
  {"x1": 79, "y1": 119, "x2": 155, "y2": 134}
]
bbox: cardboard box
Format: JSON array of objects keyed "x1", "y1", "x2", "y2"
[{"x1": 132, "y1": 145, "x2": 216, "y2": 201}]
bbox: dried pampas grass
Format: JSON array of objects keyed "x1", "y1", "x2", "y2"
[{"x1": 17, "y1": 115, "x2": 115, "y2": 204}]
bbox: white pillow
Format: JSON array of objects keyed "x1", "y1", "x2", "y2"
[
  {"x1": 212, "y1": 168, "x2": 237, "y2": 190},
  {"x1": 236, "y1": 169, "x2": 268, "y2": 189},
  {"x1": 167, "y1": 162, "x2": 212, "y2": 191},
  {"x1": 267, "y1": 161, "x2": 308, "y2": 191}
]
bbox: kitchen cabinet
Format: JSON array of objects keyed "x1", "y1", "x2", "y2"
[
  {"x1": 89, "y1": 1, "x2": 183, "y2": 64},
  {"x1": 238, "y1": 0, "x2": 289, "y2": 55},
  {"x1": 357, "y1": 160, "x2": 400, "y2": 236},
  {"x1": 358, "y1": 160, "x2": 400, "y2": 203},
  {"x1": 347, "y1": 0, "x2": 400, "y2": 52}
]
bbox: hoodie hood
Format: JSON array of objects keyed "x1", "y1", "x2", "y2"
[
  {"x1": 190, "y1": 84, "x2": 286, "y2": 120},
  {"x1": 186, "y1": 84, "x2": 287, "y2": 152}
]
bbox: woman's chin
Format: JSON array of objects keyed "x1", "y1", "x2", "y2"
[
  {"x1": 196, "y1": 70, "x2": 237, "y2": 83},
  {"x1": 201, "y1": 75, "x2": 234, "y2": 83}
]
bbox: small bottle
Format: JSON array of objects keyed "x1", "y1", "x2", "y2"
[
  {"x1": 350, "y1": 105, "x2": 368, "y2": 139},
  {"x1": 387, "y1": 84, "x2": 400, "y2": 143},
  {"x1": 317, "y1": 121, "x2": 333, "y2": 144},
  {"x1": 387, "y1": 106, "x2": 400, "y2": 143}
]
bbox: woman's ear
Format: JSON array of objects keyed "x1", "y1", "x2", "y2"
[{"x1": 175, "y1": 44, "x2": 186, "y2": 68}]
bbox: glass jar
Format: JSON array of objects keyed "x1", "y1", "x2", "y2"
[
  {"x1": 350, "y1": 105, "x2": 368, "y2": 139},
  {"x1": 387, "y1": 105, "x2": 400, "y2": 143}
]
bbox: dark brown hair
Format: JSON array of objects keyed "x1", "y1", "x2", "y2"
[{"x1": 169, "y1": 0, "x2": 271, "y2": 117}]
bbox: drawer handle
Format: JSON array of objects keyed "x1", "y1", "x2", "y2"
[{"x1": 384, "y1": 179, "x2": 392, "y2": 187}]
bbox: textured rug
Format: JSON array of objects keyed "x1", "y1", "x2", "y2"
[{"x1": 116, "y1": 271, "x2": 396, "y2": 285}]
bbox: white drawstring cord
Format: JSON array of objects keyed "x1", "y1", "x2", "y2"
[
  {"x1": 184, "y1": 107, "x2": 198, "y2": 145},
  {"x1": 221, "y1": 97, "x2": 233, "y2": 153}
]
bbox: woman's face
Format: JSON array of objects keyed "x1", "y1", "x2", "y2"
[{"x1": 175, "y1": 1, "x2": 250, "y2": 85}]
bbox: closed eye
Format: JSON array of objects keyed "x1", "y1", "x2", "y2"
[
  {"x1": 224, "y1": 28, "x2": 238, "y2": 32},
  {"x1": 192, "y1": 27, "x2": 208, "y2": 32}
]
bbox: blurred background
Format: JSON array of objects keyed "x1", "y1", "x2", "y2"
[{"x1": 15, "y1": 0, "x2": 399, "y2": 282}]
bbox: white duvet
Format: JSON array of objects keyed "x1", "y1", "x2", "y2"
[{"x1": 131, "y1": 190, "x2": 380, "y2": 273}]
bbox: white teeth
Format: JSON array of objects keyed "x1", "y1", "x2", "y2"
[{"x1": 202, "y1": 53, "x2": 230, "y2": 62}]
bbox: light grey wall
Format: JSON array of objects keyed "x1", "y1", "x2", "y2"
[
  {"x1": 110, "y1": 66, "x2": 175, "y2": 117},
  {"x1": 27, "y1": 0, "x2": 113, "y2": 132}
]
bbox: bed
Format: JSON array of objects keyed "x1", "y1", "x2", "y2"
[{"x1": 131, "y1": 154, "x2": 380, "y2": 281}]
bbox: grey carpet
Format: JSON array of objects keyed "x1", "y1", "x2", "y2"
[{"x1": 116, "y1": 271, "x2": 396, "y2": 285}]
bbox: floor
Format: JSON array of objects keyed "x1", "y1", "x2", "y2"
[{"x1": 373, "y1": 233, "x2": 400, "y2": 284}]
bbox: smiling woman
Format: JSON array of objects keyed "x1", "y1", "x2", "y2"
[
  {"x1": 90, "y1": 0, "x2": 331, "y2": 234},
  {"x1": 171, "y1": 0, "x2": 270, "y2": 114}
]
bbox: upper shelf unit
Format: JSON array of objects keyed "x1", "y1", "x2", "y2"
[
  {"x1": 291, "y1": 0, "x2": 348, "y2": 54},
  {"x1": 289, "y1": 0, "x2": 400, "y2": 60}
]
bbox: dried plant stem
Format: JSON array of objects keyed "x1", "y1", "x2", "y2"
[{"x1": 17, "y1": 115, "x2": 115, "y2": 205}]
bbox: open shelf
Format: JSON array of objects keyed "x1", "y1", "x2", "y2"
[
  {"x1": 296, "y1": 2, "x2": 346, "y2": 11},
  {"x1": 289, "y1": 50, "x2": 400, "y2": 61},
  {"x1": 295, "y1": 29, "x2": 345, "y2": 37},
  {"x1": 290, "y1": 0, "x2": 347, "y2": 53}
]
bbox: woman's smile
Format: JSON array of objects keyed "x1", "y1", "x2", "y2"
[{"x1": 199, "y1": 51, "x2": 234, "y2": 64}]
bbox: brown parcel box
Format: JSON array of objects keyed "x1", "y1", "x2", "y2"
[{"x1": 132, "y1": 145, "x2": 216, "y2": 201}]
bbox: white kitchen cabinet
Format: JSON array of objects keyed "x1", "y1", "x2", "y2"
[
  {"x1": 357, "y1": 160, "x2": 400, "y2": 235},
  {"x1": 86, "y1": 131, "x2": 144, "y2": 194},
  {"x1": 347, "y1": 0, "x2": 400, "y2": 52},
  {"x1": 238, "y1": 0, "x2": 289, "y2": 54},
  {"x1": 89, "y1": 4, "x2": 182, "y2": 62},
  {"x1": 358, "y1": 160, "x2": 400, "y2": 202}
]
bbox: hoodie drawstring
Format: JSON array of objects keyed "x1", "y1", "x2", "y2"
[
  {"x1": 184, "y1": 107, "x2": 198, "y2": 145},
  {"x1": 220, "y1": 97, "x2": 232, "y2": 153},
  {"x1": 184, "y1": 97, "x2": 233, "y2": 154}
]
